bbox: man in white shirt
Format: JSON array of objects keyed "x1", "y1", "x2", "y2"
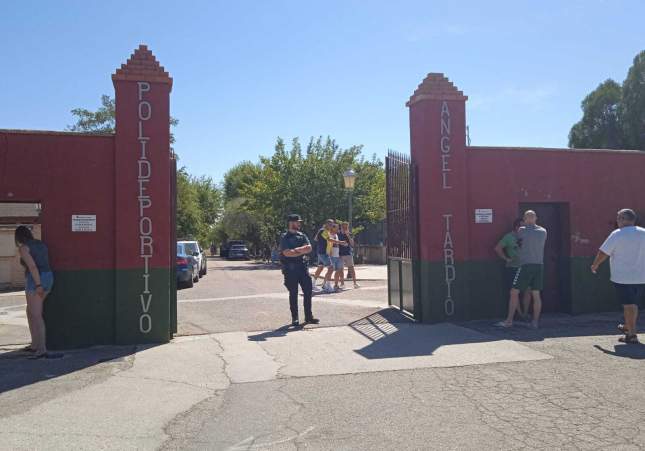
[{"x1": 591, "y1": 209, "x2": 645, "y2": 344}]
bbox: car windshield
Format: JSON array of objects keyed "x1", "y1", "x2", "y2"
[
  {"x1": 184, "y1": 243, "x2": 199, "y2": 254},
  {"x1": 231, "y1": 245, "x2": 246, "y2": 250}
]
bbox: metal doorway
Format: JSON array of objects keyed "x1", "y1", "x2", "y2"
[{"x1": 385, "y1": 151, "x2": 419, "y2": 318}]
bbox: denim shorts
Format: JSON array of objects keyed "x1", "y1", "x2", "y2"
[
  {"x1": 318, "y1": 254, "x2": 332, "y2": 267},
  {"x1": 331, "y1": 256, "x2": 344, "y2": 271},
  {"x1": 26, "y1": 271, "x2": 54, "y2": 294}
]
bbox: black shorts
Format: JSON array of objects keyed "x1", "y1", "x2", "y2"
[
  {"x1": 504, "y1": 267, "x2": 519, "y2": 292},
  {"x1": 613, "y1": 283, "x2": 645, "y2": 307}
]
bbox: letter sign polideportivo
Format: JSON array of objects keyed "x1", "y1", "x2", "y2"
[{"x1": 137, "y1": 81, "x2": 154, "y2": 334}]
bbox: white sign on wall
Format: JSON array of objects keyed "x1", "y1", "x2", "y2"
[
  {"x1": 72, "y1": 215, "x2": 96, "y2": 232},
  {"x1": 475, "y1": 209, "x2": 493, "y2": 224}
]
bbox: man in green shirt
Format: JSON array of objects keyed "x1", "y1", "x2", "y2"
[{"x1": 494, "y1": 218, "x2": 531, "y2": 320}]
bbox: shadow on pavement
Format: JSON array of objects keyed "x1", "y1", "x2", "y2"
[
  {"x1": 0, "y1": 344, "x2": 146, "y2": 395},
  {"x1": 463, "y1": 311, "x2": 642, "y2": 343},
  {"x1": 248, "y1": 324, "x2": 302, "y2": 341},
  {"x1": 349, "y1": 309, "x2": 645, "y2": 360},
  {"x1": 351, "y1": 309, "x2": 499, "y2": 360},
  {"x1": 593, "y1": 343, "x2": 645, "y2": 359}
]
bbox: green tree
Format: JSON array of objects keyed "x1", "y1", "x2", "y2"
[
  {"x1": 192, "y1": 175, "x2": 223, "y2": 226},
  {"x1": 235, "y1": 136, "x2": 386, "y2": 246},
  {"x1": 215, "y1": 198, "x2": 269, "y2": 253},
  {"x1": 67, "y1": 94, "x2": 179, "y2": 145},
  {"x1": 621, "y1": 50, "x2": 645, "y2": 150},
  {"x1": 176, "y1": 168, "x2": 203, "y2": 242},
  {"x1": 223, "y1": 161, "x2": 262, "y2": 202},
  {"x1": 568, "y1": 79, "x2": 623, "y2": 149}
]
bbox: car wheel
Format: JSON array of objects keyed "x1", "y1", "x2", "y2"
[
  {"x1": 193, "y1": 270, "x2": 199, "y2": 283},
  {"x1": 185, "y1": 277, "x2": 194, "y2": 288},
  {"x1": 203, "y1": 264, "x2": 208, "y2": 275}
]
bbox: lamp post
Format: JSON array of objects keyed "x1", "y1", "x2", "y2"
[{"x1": 343, "y1": 169, "x2": 356, "y2": 230}]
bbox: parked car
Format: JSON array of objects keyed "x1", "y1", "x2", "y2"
[
  {"x1": 176, "y1": 244, "x2": 199, "y2": 288},
  {"x1": 178, "y1": 240, "x2": 207, "y2": 277},
  {"x1": 220, "y1": 240, "x2": 245, "y2": 258},
  {"x1": 228, "y1": 244, "x2": 250, "y2": 260}
]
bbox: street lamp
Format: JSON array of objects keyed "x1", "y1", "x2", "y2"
[{"x1": 343, "y1": 169, "x2": 356, "y2": 230}]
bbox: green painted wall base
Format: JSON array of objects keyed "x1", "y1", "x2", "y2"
[
  {"x1": 44, "y1": 268, "x2": 174, "y2": 350},
  {"x1": 391, "y1": 257, "x2": 619, "y2": 323}
]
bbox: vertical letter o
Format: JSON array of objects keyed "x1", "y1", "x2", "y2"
[
  {"x1": 140, "y1": 217, "x2": 153, "y2": 236},
  {"x1": 139, "y1": 314, "x2": 152, "y2": 333},
  {"x1": 138, "y1": 101, "x2": 152, "y2": 121}
]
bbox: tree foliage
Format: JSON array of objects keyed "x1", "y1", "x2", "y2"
[
  {"x1": 218, "y1": 136, "x2": 386, "y2": 251},
  {"x1": 223, "y1": 161, "x2": 262, "y2": 202},
  {"x1": 621, "y1": 50, "x2": 645, "y2": 150},
  {"x1": 67, "y1": 94, "x2": 179, "y2": 144},
  {"x1": 568, "y1": 80, "x2": 623, "y2": 149},
  {"x1": 569, "y1": 50, "x2": 645, "y2": 151},
  {"x1": 176, "y1": 169, "x2": 222, "y2": 246}
]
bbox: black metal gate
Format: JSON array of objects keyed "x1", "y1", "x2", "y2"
[{"x1": 385, "y1": 151, "x2": 419, "y2": 317}]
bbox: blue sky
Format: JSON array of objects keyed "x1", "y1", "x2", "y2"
[{"x1": 1, "y1": 1, "x2": 643, "y2": 182}]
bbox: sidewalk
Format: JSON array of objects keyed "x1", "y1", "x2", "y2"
[{"x1": 0, "y1": 307, "x2": 549, "y2": 449}]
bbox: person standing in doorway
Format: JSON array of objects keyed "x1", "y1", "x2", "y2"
[
  {"x1": 338, "y1": 222, "x2": 360, "y2": 289},
  {"x1": 496, "y1": 210, "x2": 547, "y2": 329},
  {"x1": 591, "y1": 209, "x2": 645, "y2": 344},
  {"x1": 280, "y1": 214, "x2": 319, "y2": 327},
  {"x1": 494, "y1": 218, "x2": 531, "y2": 320},
  {"x1": 15, "y1": 226, "x2": 54, "y2": 359},
  {"x1": 312, "y1": 219, "x2": 334, "y2": 292}
]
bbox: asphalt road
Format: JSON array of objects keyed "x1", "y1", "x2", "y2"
[{"x1": 177, "y1": 258, "x2": 390, "y2": 335}]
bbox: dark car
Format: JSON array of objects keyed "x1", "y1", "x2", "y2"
[
  {"x1": 176, "y1": 244, "x2": 199, "y2": 288},
  {"x1": 228, "y1": 244, "x2": 250, "y2": 260},
  {"x1": 221, "y1": 240, "x2": 245, "y2": 258}
]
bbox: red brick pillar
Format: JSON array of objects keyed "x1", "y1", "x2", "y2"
[
  {"x1": 112, "y1": 45, "x2": 173, "y2": 343},
  {"x1": 407, "y1": 74, "x2": 469, "y2": 321}
]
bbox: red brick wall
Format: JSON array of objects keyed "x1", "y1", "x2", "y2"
[
  {"x1": 0, "y1": 131, "x2": 116, "y2": 271},
  {"x1": 465, "y1": 147, "x2": 645, "y2": 260}
]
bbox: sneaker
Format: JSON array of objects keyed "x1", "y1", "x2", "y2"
[
  {"x1": 339, "y1": 283, "x2": 345, "y2": 289},
  {"x1": 353, "y1": 283, "x2": 360, "y2": 289},
  {"x1": 291, "y1": 319, "x2": 300, "y2": 327},
  {"x1": 304, "y1": 318, "x2": 320, "y2": 324}
]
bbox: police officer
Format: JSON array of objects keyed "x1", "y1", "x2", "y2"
[{"x1": 280, "y1": 214, "x2": 319, "y2": 327}]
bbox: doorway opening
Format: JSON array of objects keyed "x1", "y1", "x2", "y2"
[
  {"x1": 519, "y1": 202, "x2": 571, "y2": 313},
  {"x1": 0, "y1": 203, "x2": 42, "y2": 291}
]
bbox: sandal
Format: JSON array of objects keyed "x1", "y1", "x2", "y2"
[
  {"x1": 619, "y1": 334, "x2": 639, "y2": 344},
  {"x1": 27, "y1": 352, "x2": 48, "y2": 360},
  {"x1": 19, "y1": 345, "x2": 36, "y2": 353}
]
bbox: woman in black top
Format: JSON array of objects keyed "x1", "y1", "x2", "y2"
[{"x1": 15, "y1": 226, "x2": 54, "y2": 358}]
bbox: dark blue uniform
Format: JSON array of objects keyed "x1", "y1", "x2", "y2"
[{"x1": 280, "y1": 230, "x2": 314, "y2": 322}]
